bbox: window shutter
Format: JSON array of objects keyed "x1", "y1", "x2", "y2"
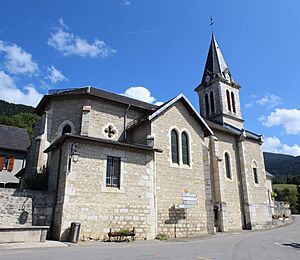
[
  {"x1": 0, "y1": 156, "x2": 4, "y2": 171},
  {"x1": 7, "y1": 157, "x2": 15, "y2": 172}
]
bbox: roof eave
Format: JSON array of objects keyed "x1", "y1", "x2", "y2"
[
  {"x1": 44, "y1": 134, "x2": 163, "y2": 153},
  {"x1": 148, "y1": 94, "x2": 214, "y2": 137}
]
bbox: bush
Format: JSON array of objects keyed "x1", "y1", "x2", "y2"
[
  {"x1": 274, "y1": 187, "x2": 299, "y2": 214},
  {"x1": 155, "y1": 233, "x2": 168, "y2": 241},
  {"x1": 120, "y1": 229, "x2": 130, "y2": 236}
]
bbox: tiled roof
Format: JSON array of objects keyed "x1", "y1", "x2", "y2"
[{"x1": 0, "y1": 124, "x2": 30, "y2": 152}]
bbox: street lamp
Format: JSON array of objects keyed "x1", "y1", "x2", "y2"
[{"x1": 70, "y1": 142, "x2": 79, "y2": 163}]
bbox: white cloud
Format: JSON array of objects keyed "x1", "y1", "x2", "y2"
[
  {"x1": 122, "y1": 0, "x2": 131, "y2": 5},
  {"x1": 263, "y1": 136, "x2": 300, "y2": 156},
  {"x1": 0, "y1": 40, "x2": 38, "y2": 75},
  {"x1": 155, "y1": 101, "x2": 164, "y2": 106},
  {"x1": 47, "y1": 66, "x2": 68, "y2": 84},
  {"x1": 48, "y1": 18, "x2": 117, "y2": 58},
  {"x1": 258, "y1": 115, "x2": 266, "y2": 122},
  {"x1": 262, "y1": 108, "x2": 300, "y2": 135},
  {"x1": 0, "y1": 70, "x2": 43, "y2": 107},
  {"x1": 256, "y1": 93, "x2": 281, "y2": 107},
  {"x1": 245, "y1": 93, "x2": 281, "y2": 109},
  {"x1": 123, "y1": 86, "x2": 162, "y2": 104},
  {"x1": 58, "y1": 18, "x2": 68, "y2": 29}
]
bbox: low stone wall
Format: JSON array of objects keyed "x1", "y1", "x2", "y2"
[
  {"x1": 0, "y1": 226, "x2": 49, "y2": 243},
  {"x1": 0, "y1": 188, "x2": 55, "y2": 227},
  {"x1": 274, "y1": 201, "x2": 291, "y2": 218}
]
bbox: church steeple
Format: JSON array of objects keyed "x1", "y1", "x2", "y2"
[
  {"x1": 195, "y1": 34, "x2": 244, "y2": 129},
  {"x1": 200, "y1": 34, "x2": 235, "y2": 87}
]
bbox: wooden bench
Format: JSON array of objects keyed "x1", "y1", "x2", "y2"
[{"x1": 108, "y1": 227, "x2": 135, "y2": 242}]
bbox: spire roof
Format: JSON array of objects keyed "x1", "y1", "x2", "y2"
[{"x1": 200, "y1": 34, "x2": 235, "y2": 87}]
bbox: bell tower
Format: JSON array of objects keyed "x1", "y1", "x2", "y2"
[{"x1": 195, "y1": 34, "x2": 244, "y2": 129}]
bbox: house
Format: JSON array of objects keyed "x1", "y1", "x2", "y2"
[
  {"x1": 0, "y1": 124, "x2": 30, "y2": 188},
  {"x1": 22, "y1": 34, "x2": 273, "y2": 241}
]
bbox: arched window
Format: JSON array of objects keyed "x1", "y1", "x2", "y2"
[
  {"x1": 171, "y1": 129, "x2": 179, "y2": 164},
  {"x1": 231, "y1": 92, "x2": 236, "y2": 113},
  {"x1": 205, "y1": 93, "x2": 210, "y2": 116},
  {"x1": 62, "y1": 124, "x2": 72, "y2": 135},
  {"x1": 210, "y1": 91, "x2": 215, "y2": 113},
  {"x1": 181, "y1": 132, "x2": 190, "y2": 165},
  {"x1": 224, "y1": 152, "x2": 232, "y2": 179},
  {"x1": 226, "y1": 90, "x2": 231, "y2": 111},
  {"x1": 252, "y1": 161, "x2": 259, "y2": 184}
]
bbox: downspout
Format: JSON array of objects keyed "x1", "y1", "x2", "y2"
[{"x1": 124, "y1": 105, "x2": 131, "y2": 141}]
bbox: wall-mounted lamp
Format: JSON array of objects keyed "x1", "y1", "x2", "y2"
[{"x1": 70, "y1": 142, "x2": 79, "y2": 163}]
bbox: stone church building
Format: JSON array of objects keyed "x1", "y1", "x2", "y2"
[{"x1": 23, "y1": 34, "x2": 272, "y2": 240}]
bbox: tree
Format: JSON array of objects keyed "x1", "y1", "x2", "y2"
[
  {"x1": 296, "y1": 185, "x2": 300, "y2": 213},
  {"x1": 0, "y1": 112, "x2": 39, "y2": 141},
  {"x1": 275, "y1": 188, "x2": 298, "y2": 214}
]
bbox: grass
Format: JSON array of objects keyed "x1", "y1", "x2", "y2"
[{"x1": 273, "y1": 184, "x2": 298, "y2": 193}]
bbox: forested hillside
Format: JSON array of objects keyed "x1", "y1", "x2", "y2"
[
  {"x1": 264, "y1": 152, "x2": 300, "y2": 183},
  {"x1": 0, "y1": 100, "x2": 35, "y2": 116},
  {"x1": 0, "y1": 100, "x2": 39, "y2": 140}
]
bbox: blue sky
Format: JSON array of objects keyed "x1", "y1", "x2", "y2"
[{"x1": 0, "y1": 0, "x2": 299, "y2": 156}]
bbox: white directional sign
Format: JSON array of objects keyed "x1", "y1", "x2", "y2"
[
  {"x1": 178, "y1": 204, "x2": 193, "y2": 209},
  {"x1": 181, "y1": 193, "x2": 197, "y2": 208},
  {"x1": 183, "y1": 200, "x2": 197, "y2": 205}
]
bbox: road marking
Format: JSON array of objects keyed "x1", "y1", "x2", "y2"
[{"x1": 196, "y1": 256, "x2": 212, "y2": 260}]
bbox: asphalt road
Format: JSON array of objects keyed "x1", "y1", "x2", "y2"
[{"x1": 1, "y1": 216, "x2": 299, "y2": 260}]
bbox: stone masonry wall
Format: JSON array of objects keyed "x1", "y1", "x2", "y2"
[
  {"x1": 152, "y1": 101, "x2": 214, "y2": 238},
  {"x1": 242, "y1": 139, "x2": 272, "y2": 229},
  {"x1": 0, "y1": 188, "x2": 55, "y2": 227},
  {"x1": 88, "y1": 99, "x2": 148, "y2": 142},
  {"x1": 51, "y1": 140, "x2": 155, "y2": 241},
  {"x1": 212, "y1": 130, "x2": 243, "y2": 231}
]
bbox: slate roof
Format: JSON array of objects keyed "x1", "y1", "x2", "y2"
[
  {"x1": 36, "y1": 86, "x2": 158, "y2": 115},
  {"x1": 204, "y1": 119, "x2": 262, "y2": 142},
  {"x1": 198, "y1": 34, "x2": 236, "y2": 88},
  {"x1": 0, "y1": 124, "x2": 30, "y2": 152},
  {"x1": 44, "y1": 134, "x2": 163, "y2": 153},
  {"x1": 266, "y1": 171, "x2": 275, "y2": 179},
  {"x1": 126, "y1": 93, "x2": 214, "y2": 137}
]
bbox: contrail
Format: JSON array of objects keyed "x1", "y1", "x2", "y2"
[{"x1": 126, "y1": 28, "x2": 170, "y2": 35}]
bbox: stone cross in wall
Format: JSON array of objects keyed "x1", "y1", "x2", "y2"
[{"x1": 105, "y1": 125, "x2": 117, "y2": 138}]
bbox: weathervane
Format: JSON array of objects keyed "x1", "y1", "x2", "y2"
[{"x1": 210, "y1": 16, "x2": 215, "y2": 33}]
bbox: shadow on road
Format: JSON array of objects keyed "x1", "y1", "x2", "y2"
[{"x1": 282, "y1": 243, "x2": 300, "y2": 249}]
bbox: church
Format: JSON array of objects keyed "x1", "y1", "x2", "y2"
[{"x1": 23, "y1": 34, "x2": 273, "y2": 240}]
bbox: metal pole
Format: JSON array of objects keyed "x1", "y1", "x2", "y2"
[{"x1": 186, "y1": 209, "x2": 188, "y2": 238}]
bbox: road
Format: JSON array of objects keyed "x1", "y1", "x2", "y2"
[{"x1": 1, "y1": 216, "x2": 299, "y2": 260}]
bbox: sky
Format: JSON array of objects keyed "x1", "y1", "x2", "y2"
[{"x1": 0, "y1": 0, "x2": 299, "y2": 156}]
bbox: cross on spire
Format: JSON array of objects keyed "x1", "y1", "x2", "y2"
[{"x1": 210, "y1": 16, "x2": 215, "y2": 33}]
